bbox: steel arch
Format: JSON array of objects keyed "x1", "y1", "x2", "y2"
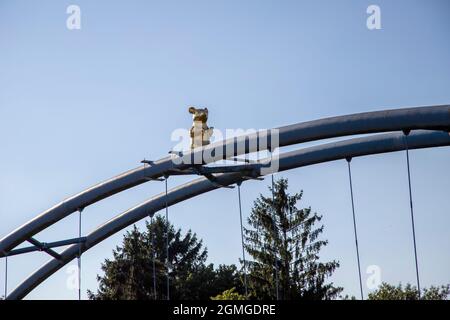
[
  {"x1": 1, "y1": 105, "x2": 450, "y2": 255},
  {"x1": 6, "y1": 130, "x2": 450, "y2": 299}
]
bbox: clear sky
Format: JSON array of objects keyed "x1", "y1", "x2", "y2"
[{"x1": 0, "y1": 0, "x2": 449, "y2": 299}]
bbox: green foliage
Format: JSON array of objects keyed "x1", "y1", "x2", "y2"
[
  {"x1": 211, "y1": 288, "x2": 246, "y2": 300},
  {"x1": 244, "y1": 178, "x2": 342, "y2": 300},
  {"x1": 88, "y1": 216, "x2": 243, "y2": 300},
  {"x1": 368, "y1": 282, "x2": 450, "y2": 300}
]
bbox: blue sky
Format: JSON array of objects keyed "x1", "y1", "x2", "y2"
[{"x1": 0, "y1": 0, "x2": 449, "y2": 299}]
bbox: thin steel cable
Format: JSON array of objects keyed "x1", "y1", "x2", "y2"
[
  {"x1": 78, "y1": 208, "x2": 82, "y2": 301},
  {"x1": 346, "y1": 158, "x2": 364, "y2": 300},
  {"x1": 165, "y1": 177, "x2": 170, "y2": 301},
  {"x1": 150, "y1": 215, "x2": 157, "y2": 300},
  {"x1": 4, "y1": 255, "x2": 7, "y2": 299},
  {"x1": 271, "y1": 174, "x2": 280, "y2": 300},
  {"x1": 237, "y1": 183, "x2": 248, "y2": 297},
  {"x1": 404, "y1": 132, "x2": 421, "y2": 298},
  {"x1": 145, "y1": 162, "x2": 157, "y2": 300}
]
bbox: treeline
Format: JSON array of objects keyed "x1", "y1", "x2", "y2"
[{"x1": 88, "y1": 178, "x2": 449, "y2": 300}]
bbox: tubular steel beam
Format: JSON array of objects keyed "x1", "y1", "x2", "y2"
[
  {"x1": 1, "y1": 105, "x2": 449, "y2": 256},
  {"x1": 7, "y1": 130, "x2": 450, "y2": 300},
  {"x1": 26, "y1": 238, "x2": 62, "y2": 261},
  {"x1": 6, "y1": 237, "x2": 87, "y2": 258},
  {"x1": 167, "y1": 163, "x2": 266, "y2": 176}
]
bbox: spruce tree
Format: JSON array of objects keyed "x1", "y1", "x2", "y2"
[
  {"x1": 88, "y1": 216, "x2": 243, "y2": 300},
  {"x1": 244, "y1": 178, "x2": 342, "y2": 300}
]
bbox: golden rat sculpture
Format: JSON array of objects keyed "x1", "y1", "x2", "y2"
[{"x1": 188, "y1": 106, "x2": 214, "y2": 149}]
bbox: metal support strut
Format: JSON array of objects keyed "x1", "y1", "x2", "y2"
[
  {"x1": 150, "y1": 215, "x2": 157, "y2": 300},
  {"x1": 237, "y1": 182, "x2": 248, "y2": 297},
  {"x1": 6, "y1": 237, "x2": 86, "y2": 257},
  {"x1": 77, "y1": 208, "x2": 83, "y2": 300},
  {"x1": 4, "y1": 255, "x2": 7, "y2": 299},
  {"x1": 144, "y1": 159, "x2": 158, "y2": 299},
  {"x1": 164, "y1": 176, "x2": 170, "y2": 301},
  {"x1": 403, "y1": 130, "x2": 421, "y2": 298},
  {"x1": 346, "y1": 157, "x2": 364, "y2": 300}
]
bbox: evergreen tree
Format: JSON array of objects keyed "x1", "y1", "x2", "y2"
[
  {"x1": 368, "y1": 282, "x2": 450, "y2": 300},
  {"x1": 244, "y1": 178, "x2": 342, "y2": 300},
  {"x1": 211, "y1": 288, "x2": 246, "y2": 300},
  {"x1": 88, "y1": 216, "x2": 243, "y2": 300}
]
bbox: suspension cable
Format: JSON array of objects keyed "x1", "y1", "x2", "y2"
[
  {"x1": 403, "y1": 130, "x2": 421, "y2": 298},
  {"x1": 144, "y1": 161, "x2": 158, "y2": 300},
  {"x1": 346, "y1": 158, "x2": 364, "y2": 300},
  {"x1": 271, "y1": 174, "x2": 280, "y2": 300},
  {"x1": 4, "y1": 255, "x2": 7, "y2": 299},
  {"x1": 237, "y1": 182, "x2": 248, "y2": 297},
  {"x1": 164, "y1": 176, "x2": 170, "y2": 301},
  {"x1": 150, "y1": 214, "x2": 157, "y2": 300},
  {"x1": 78, "y1": 208, "x2": 83, "y2": 301}
]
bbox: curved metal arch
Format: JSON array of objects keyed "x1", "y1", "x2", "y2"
[
  {"x1": 7, "y1": 130, "x2": 450, "y2": 300},
  {"x1": 1, "y1": 105, "x2": 450, "y2": 254}
]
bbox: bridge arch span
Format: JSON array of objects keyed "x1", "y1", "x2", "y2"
[
  {"x1": 6, "y1": 129, "x2": 450, "y2": 300},
  {"x1": 1, "y1": 105, "x2": 449, "y2": 255}
]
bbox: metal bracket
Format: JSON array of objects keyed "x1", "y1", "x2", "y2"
[
  {"x1": 144, "y1": 177, "x2": 165, "y2": 182},
  {"x1": 166, "y1": 168, "x2": 194, "y2": 175},
  {"x1": 4, "y1": 237, "x2": 87, "y2": 258},
  {"x1": 211, "y1": 181, "x2": 235, "y2": 189},
  {"x1": 27, "y1": 238, "x2": 63, "y2": 260},
  {"x1": 232, "y1": 157, "x2": 259, "y2": 164},
  {"x1": 189, "y1": 166, "x2": 234, "y2": 189},
  {"x1": 168, "y1": 150, "x2": 183, "y2": 157},
  {"x1": 242, "y1": 175, "x2": 264, "y2": 181},
  {"x1": 141, "y1": 159, "x2": 155, "y2": 166},
  {"x1": 142, "y1": 157, "x2": 265, "y2": 188}
]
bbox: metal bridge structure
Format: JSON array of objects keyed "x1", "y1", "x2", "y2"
[{"x1": 1, "y1": 104, "x2": 450, "y2": 300}]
